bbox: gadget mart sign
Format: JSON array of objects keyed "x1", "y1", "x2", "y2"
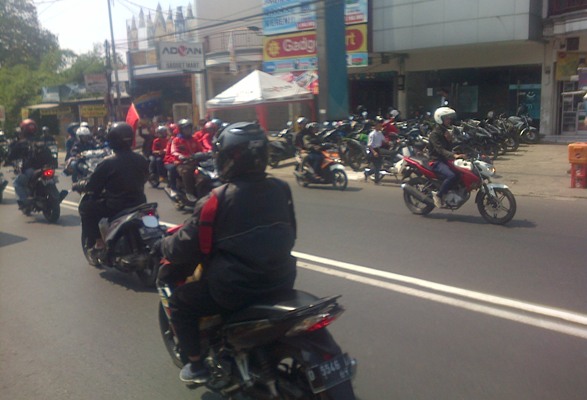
[{"x1": 157, "y1": 41, "x2": 205, "y2": 71}]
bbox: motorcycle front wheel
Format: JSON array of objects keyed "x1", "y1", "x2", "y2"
[
  {"x1": 158, "y1": 302, "x2": 188, "y2": 368},
  {"x1": 268, "y1": 154, "x2": 281, "y2": 168},
  {"x1": 332, "y1": 170, "x2": 348, "y2": 190},
  {"x1": 403, "y1": 177, "x2": 435, "y2": 216},
  {"x1": 477, "y1": 187, "x2": 516, "y2": 225}
]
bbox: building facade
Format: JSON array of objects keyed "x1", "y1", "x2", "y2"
[{"x1": 122, "y1": 0, "x2": 587, "y2": 138}]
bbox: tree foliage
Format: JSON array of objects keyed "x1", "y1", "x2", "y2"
[
  {"x1": 0, "y1": 1, "x2": 110, "y2": 132},
  {"x1": 0, "y1": 0, "x2": 59, "y2": 67}
]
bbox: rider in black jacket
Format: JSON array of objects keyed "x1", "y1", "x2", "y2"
[
  {"x1": 8, "y1": 119, "x2": 55, "y2": 212},
  {"x1": 157, "y1": 122, "x2": 297, "y2": 384},
  {"x1": 73, "y1": 122, "x2": 148, "y2": 254}
]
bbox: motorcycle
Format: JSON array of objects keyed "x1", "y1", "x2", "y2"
[
  {"x1": 268, "y1": 123, "x2": 298, "y2": 168},
  {"x1": 164, "y1": 152, "x2": 220, "y2": 210},
  {"x1": 77, "y1": 193, "x2": 165, "y2": 287},
  {"x1": 64, "y1": 147, "x2": 112, "y2": 182},
  {"x1": 0, "y1": 171, "x2": 7, "y2": 203},
  {"x1": 508, "y1": 114, "x2": 539, "y2": 144},
  {"x1": 157, "y1": 260, "x2": 357, "y2": 398},
  {"x1": 400, "y1": 155, "x2": 517, "y2": 225},
  {"x1": 20, "y1": 164, "x2": 68, "y2": 222},
  {"x1": 294, "y1": 146, "x2": 348, "y2": 190}
]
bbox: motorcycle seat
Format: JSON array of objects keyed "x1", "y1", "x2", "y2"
[
  {"x1": 410, "y1": 155, "x2": 433, "y2": 171},
  {"x1": 225, "y1": 290, "x2": 334, "y2": 324},
  {"x1": 108, "y1": 202, "x2": 158, "y2": 221}
]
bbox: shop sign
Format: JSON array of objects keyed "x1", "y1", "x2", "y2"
[
  {"x1": 263, "y1": 25, "x2": 367, "y2": 71},
  {"x1": 40, "y1": 106, "x2": 72, "y2": 117},
  {"x1": 80, "y1": 104, "x2": 107, "y2": 118},
  {"x1": 556, "y1": 51, "x2": 587, "y2": 81},
  {"x1": 84, "y1": 73, "x2": 108, "y2": 94},
  {"x1": 262, "y1": 0, "x2": 368, "y2": 36},
  {"x1": 156, "y1": 41, "x2": 204, "y2": 71}
]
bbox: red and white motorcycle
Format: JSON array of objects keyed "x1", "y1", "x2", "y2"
[{"x1": 400, "y1": 156, "x2": 517, "y2": 225}]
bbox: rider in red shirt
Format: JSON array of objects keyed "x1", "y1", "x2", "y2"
[
  {"x1": 173, "y1": 119, "x2": 199, "y2": 201},
  {"x1": 193, "y1": 120, "x2": 216, "y2": 153}
]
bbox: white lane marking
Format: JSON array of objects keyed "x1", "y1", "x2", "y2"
[
  {"x1": 8, "y1": 187, "x2": 585, "y2": 337},
  {"x1": 298, "y1": 261, "x2": 587, "y2": 340},
  {"x1": 293, "y1": 251, "x2": 587, "y2": 327}
]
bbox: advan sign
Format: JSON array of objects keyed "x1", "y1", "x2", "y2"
[{"x1": 156, "y1": 41, "x2": 205, "y2": 71}]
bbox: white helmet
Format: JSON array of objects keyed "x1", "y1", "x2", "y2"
[
  {"x1": 76, "y1": 126, "x2": 92, "y2": 140},
  {"x1": 80, "y1": 122, "x2": 89, "y2": 128},
  {"x1": 434, "y1": 107, "x2": 456, "y2": 125}
]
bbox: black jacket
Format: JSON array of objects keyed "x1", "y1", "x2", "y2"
[
  {"x1": 428, "y1": 125, "x2": 456, "y2": 162},
  {"x1": 8, "y1": 140, "x2": 54, "y2": 170},
  {"x1": 161, "y1": 174, "x2": 297, "y2": 310},
  {"x1": 79, "y1": 149, "x2": 148, "y2": 211}
]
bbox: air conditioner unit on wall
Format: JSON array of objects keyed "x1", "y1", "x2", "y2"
[{"x1": 173, "y1": 103, "x2": 192, "y2": 122}]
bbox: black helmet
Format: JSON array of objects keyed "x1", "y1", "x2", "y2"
[
  {"x1": 214, "y1": 122, "x2": 268, "y2": 181},
  {"x1": 106, "y1": 122, "x2": 134, "y2": 151},
  {"x1": 178, "y1": 118, "x2": 193, "y2": 136}
]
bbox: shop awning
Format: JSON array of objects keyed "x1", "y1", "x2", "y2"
[{"x1": 27, "y1": 103, "x2": 59, "y2": 110}]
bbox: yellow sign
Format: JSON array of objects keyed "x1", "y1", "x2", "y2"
[
  {"x1": 40, "y1": 106, "x2": 72, "y2": 116},
  {"x1": 79, "y1": 104, "x2": 107, "y2": 118},
  {"x1": 556, "y1": 52, "x2": 587, "y2": 81}
]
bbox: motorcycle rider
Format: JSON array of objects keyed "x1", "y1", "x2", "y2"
[
  {"x1": 173, "y1": 118, "x2": 200, "y2": 202},
  {"x1": 150, "y1": 125, "x2": 169, "y2": 182},
  {"x1": 364, "y1": 116, "x2": 386, "y2": 184},
  {"x1": 68, "y1": 126, "x2": 99, "y2": 182},
  {"x1": 293, "y1": 116, "x2": 309, "y2": 151},
  {"x1": 429, "y1": 107, "x2": 466, "y2": 208},
  {"x1": 193, "y1": 121, "x2": 215, "y2": 153},
  {"x1": 302, "y1": 122, "x2": 323, "y2": 179},
  {"x1": 7, "y1": 119, "x2": 55, "y2": 213},
  {"x1": 163, "y1": 123, "x2": 180, "y2": 198},
  {"x1": 73, "y1": 122, "x2": 149, "y2": 257},
  {"x1": 155, "y1": 121, "x2": 297, "y2": 383}
]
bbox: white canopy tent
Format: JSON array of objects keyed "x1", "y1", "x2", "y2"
[{"x1": 206, "y1": 70, "x2": 315, "y2": 131}]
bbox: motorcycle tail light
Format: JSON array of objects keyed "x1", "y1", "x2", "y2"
[
  {"x1": 144, "y1": 209, "x2": 157, "y2": 217},
  {"x1": 42, "y1": 169, "x2": 55, "y2": 179},
  {"x1": 285, "y1": 310, "x2": 342, "y2": 337}
]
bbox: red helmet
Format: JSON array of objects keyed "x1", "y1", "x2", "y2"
[
  {"x1": 168, "y1": 123, "x2": 179, "y2": 136},
  {"x1": 20, "y1": 118, "x2": 37, "y2": 137},
  {"x1": 204, "y1": 121, "x2": 218, "y2": 134}
]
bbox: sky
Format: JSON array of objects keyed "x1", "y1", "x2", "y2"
[{"x1": 36, "y1": 0, "x2": 187, "y2": 55}]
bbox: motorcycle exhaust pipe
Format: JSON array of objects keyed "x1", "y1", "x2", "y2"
[{"x1": 401, "y1": 183, "x2": 435, "y2": 207}]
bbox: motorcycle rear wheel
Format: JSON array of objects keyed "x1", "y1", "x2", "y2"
[
  {"x1": 158, "y1": 302, "x2": 188, "y2": 368},
  {"x1": 403, "y1": 177, "x2": 434, "y2": 216},
  {"x1": 42, "y1": 186, "x2": 61, "y2": 223},
  {"x1": 477, "y1": 187, "x2": 516, "y2": 225}
]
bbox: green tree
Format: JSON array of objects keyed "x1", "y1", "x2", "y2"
[{"x1": 0, "y1": 0, "x2": 59, "y2": 68}]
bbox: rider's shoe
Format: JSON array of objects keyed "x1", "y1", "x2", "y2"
[
  {"x1": 179, "y1": 361, "x2": 209, "y2": 384},
  {"x1": 432, "y1": 191, "x2": 443, "y2": 208},
  {"x1": 185, "y1": 193, "x2": 197, "y2": 202}
]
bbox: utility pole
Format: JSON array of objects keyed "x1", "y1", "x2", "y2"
[
  {"x1": 104, "y1": 40, "x2": 115, "y2": 122},
  {"x1": 107, "y1": 0, "x2": 122, "y2": 120}
]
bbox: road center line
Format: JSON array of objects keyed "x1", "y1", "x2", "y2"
[
  {"x1": 293, "y1": 251, "x2": 587, "y2": 327},
  {"x1": 297, "y1": 261, "x2": 587, "y2": 339},
  {"x1": 15, "y1": 188, "x2": 585, "y2": 335}
]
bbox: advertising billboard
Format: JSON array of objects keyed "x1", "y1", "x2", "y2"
[{"x1": 156, "y1": 41, "x2": 205, "y2": 71}]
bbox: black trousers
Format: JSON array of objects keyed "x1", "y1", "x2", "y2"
[
  {"x1": 78, "y1": 198, "x2": 117, "y2": 248},
  {"x1": 169, "y1": 279, "x2": 230, "y2": 358}
]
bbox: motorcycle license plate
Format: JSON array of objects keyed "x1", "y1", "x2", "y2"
[
  {"x1": 142, "y1": 215, "x2": 159, "y2": 228},
  {"x1": 306, "y1": 353, "x2": 353, "y2": 394}
]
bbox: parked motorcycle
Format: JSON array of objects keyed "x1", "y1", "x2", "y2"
[
  {"x1": 401, "y1": 156, "x2": 517, "y2": 225},
  {"x1": 158, "y1": 264, "x2": 357, "y2": 398},
  {"x1": 268, "y1": 123, "x2": 298, "y2": 168},
  {"x1": 294, "y1": 147, "x2": 348, "y2": 190},
  {"x1": 508, "y1": 114, "x2": 539, "y2": 144},
  {"x1": 77, "y1": 193, "x2": 165, "y2": 287}
]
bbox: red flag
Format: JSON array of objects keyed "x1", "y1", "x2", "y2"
[{"x1": 126, "y1": 103, "x2": 140, "y2": 148}]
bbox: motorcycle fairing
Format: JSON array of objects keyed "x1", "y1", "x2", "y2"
[
  {"x1": 328, "y1": 163, "x2": 346, "y2": 172},
  {"x1": 475, "y1": 182, "x2": 510, "y2": 202},
  {"x1": 222, "y1": 290, "x2": 341, "y2": 350},
  {"x1": 102, "y1": 202, "x2": 159, "y2": 243}
]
